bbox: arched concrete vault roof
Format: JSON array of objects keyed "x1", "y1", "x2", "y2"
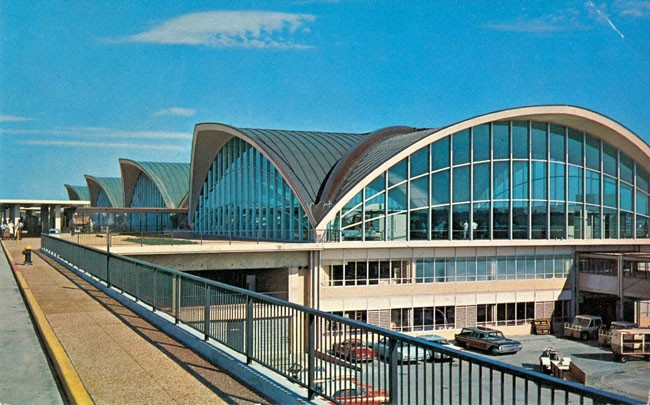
[
  {"x1": 64, "y1": 184, "x2": 90, "y2": 201},
  {"x1": 84, "y1": 176, "x2": 124, "y2": 208},
  {"x1": 120, "y1": 159, "x2": 190, "y2": 208},
  {"x1": 315, "y1": 105, "x2": 650, "y2": 229},
  {"x1": 189, "y1": 123, "x2": 367, "y2": 224}
]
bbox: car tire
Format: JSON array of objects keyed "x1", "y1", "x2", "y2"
[
  {"x1": 489, "y1": 347, "x2": 499, "y2": 355},
  {"x1": 580, "y1": 332, "x2": 588, "y2": 341}
]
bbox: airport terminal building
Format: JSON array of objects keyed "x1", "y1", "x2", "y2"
[{"x1": 180, "y1": 106, "x2": 650, "y2": 334}]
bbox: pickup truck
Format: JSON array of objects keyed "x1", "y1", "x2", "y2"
[
  {"x1": 564, "y1": 315, "x2": 603, "y2": 340},
  {"x1": 454, "y1": 327, "x2": 522, "y2": 355}
]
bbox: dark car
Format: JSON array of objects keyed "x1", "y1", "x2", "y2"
[
  {"x1": 454, "y1": 326, "x2": 522, "y2": 355},
  {"x1": 332, "y1": 339, "x2": 376, "y2": 362}
]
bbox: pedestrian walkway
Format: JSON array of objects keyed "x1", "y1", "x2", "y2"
[
  {"x1": 1, "y1": 238, "x2": 269, "y2": 404},
  {"x1": 0, "y1": 241, "x2": 63, "y2": 405}
]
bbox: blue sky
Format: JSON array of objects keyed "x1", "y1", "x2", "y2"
[{"x1": 1, "y1": 1, "x2": 649, "y2": 200}]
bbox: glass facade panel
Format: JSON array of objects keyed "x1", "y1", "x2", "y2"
[
  {"x1": 637, "y1": 167, "x2": 649, "y2": 193},
  {"x1": 388, "y1": 159, "x2": 407, "y2": 187},
  {"x1": 388, "y1": 184, "x2": 407, "y2": 213},
  {"x1": 620, "y1": 153, "x2": 633, "y2": 184},
  {"x1": 637, "y1": 216, "x2": 649, "y2": 238},
  {"x1": 512, "y1": 121, "x2": 529, "y2": 159},
  {"x1": 604, "y1": 208, "x2": 617, "y2": 239},
  {"x1": 585, "y1": 135, "x2": 600, "y2": 170},
  {"x1": 603, "y1": 143, "x2": 617, "y2": 177},
  {"x1": 512, "y1": 161, "x2": 528, "y2": 200},
  {"x1": 493, "y1": 201, "x2": 509, "y2": 239},
  {"x1": 531, "y1": 121, "x2": 547, "y2": 160},
  {"x1": 473, "y1": 124, "x2": 490, "y2": 162},
  {"x1": 568, "y1": 166, "x2": 583, "y2": 202},
  {"x1": 453, "y1": 166, "x2": 470, "y2": 203},
  {"x1": 620, "y1": 211, "x2": 633, "y2": 239},
  {"x1": 549, "y1": 124, "x2": 566, "y2": 162},
  {"x1": 586, "y1": 170, "x2": 601, "y2": 205},
  {"x1": 410, "y1": 176, "x2": 429, "y2": 209},
  {"x1": 493, "y1": 122, "x2": 509, "y2": 160},
  {"x1": 431, "y1": 138, "x2": 449, "y2": 171},
  {"x1": 452, "y1": 204, "x2": 470, "y2": 240},
  {"x1": 549, "y1": 163, "x2": 565, "y2": 201},
  {"x1": 531, "y1": 161, "x2": 547, "y2": 200},
  {"x1": 586, "y1": 205, "x2": 601, "y2": 239},
  {"x1": 452, "y1": 130, "x2": 470, "y2": 165},
  {"x1": 410, "y1": 147, "x2": 429, "y2": 177},
  {"x1": 473, "y1": 202, "x2": 490, "y2": 239},
  {"x1": 568, "y1": 204, "x2": 583, "y2": 239},
  {"x1": 620, "y1": 184, "x2": 633, "y2": 212},
  {"x1": 637, "y1": 192, "x2": 649, "y2": 216},
  {"x1": 493, "y1": 162, "x2": 510, "y2": 200},
  {"x1": 512, "y1": 201, "x2": 528, "y2": 239},
  {"x1": 473, "y1": 163, "x2": 490, "y2": 201},
  {"x1": 366, "y1": 174, "x2": 385, "y2": 199},
  {"x1": 567, "y1": 129, "x2": 583, "y2": 166},
  {"x1": 531, "y1": 201, "x2": 546, "y2": 239},
  {"x1": 431, "y1": 206, "x2": 449, "y2": 240},
  {"x1": 550, "y1": 202, "x2": 565, "y2": 239},
  {"x1": 603, "y1": 176, "x2": 617, "y2": 208},
  {"x1": 410, "y1": 209, "x2": 428, "y2": 240},
  {"x1": 431, "y1": 170, "x2": 450, "y2": 205}
]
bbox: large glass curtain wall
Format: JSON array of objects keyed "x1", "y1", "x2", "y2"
[
  {"x1": 329, "y1": 120, "x2": 650, "y2": 242},
  {"x1": 129, "y1": 173, "x2": 172, "y2": 232},
  {"x1": 194, "y1": 137, "x2": 312, "y2": 241}
]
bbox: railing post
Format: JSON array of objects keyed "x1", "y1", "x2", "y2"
[
  {"x1": 152, "y1": 269, "x2": 157, "y2": 312},
  {"x1": 203, "y1": 284, "x2": 210, "y2": 341},
  {"x1": 245, "y1": 296, "x2": 254, "y2": 364},
  {"x1": 106, "y1": 232, "x2": 111, "y2": 288},
  {"x1": 389, "y1": 338, "x2": 398, "y2": 405},
  {"x1": 307, "y1": 313, "x2": 316, "y2": 400},
  {"x1": 174, "y1": 274, "x2": 180, "y2": 324}
]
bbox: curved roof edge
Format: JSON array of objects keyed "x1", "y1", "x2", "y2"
[
  {"x1": 315, "y1": 105, "x2": 650, "y2": 229},
  {"x1": 189, "y1": 123, "x2": 366, "y2": 226},
  {"x1": 84, "y1": 176, "x2": 124, "y2": 208},
  {"x1": 64, "y1": 184, "x2": 90, "y2": 201},
  {"x1": 119, "y1": 159, "x2": 190, "y2": 208}
]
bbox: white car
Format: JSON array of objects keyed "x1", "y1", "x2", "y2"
[
  {"x1": 418, "y1": 334, "x2": 463, "y2": 361},
  {"x1": 369, "y1": 337, "x2": 428, "y2": 363},
  {"x1": 539, "y1": 347, "x2": 571, "y2": 374}
]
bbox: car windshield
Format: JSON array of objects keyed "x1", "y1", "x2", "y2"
[{"x1": 575, "y1": 318, "x2": 591, "y2": 327}]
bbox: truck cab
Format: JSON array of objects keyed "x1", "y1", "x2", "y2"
[{"x1": 563, "y1": 315, "x2": 603, "y2": 340}]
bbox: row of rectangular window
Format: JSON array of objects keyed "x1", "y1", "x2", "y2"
[{"x1": 327, "y1": 255, "x2": 571, "y2": 286}]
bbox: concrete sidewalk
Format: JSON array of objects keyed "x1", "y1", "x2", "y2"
[{"x1": 2, "y1": 238, "x2": 269, "y2": 404}]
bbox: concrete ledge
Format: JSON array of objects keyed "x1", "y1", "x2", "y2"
[
  {"x1": 2, "y1": 241, "x2": 93, "y2": 405},
  {"x1": 42, "y1": 249, "x2": 310, "y2": 405}
]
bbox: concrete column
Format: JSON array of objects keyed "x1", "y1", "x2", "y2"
[
  {"x1": 12, "y1": 204, "x2": 21, "y2": 225},
  {"x1": 54, "y1": 205, "x2": 61, "y2": 231},
  {"x1": 41, "y1": 205, "x2": 50, "y2": 234}
]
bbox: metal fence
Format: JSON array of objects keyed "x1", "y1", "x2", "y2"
[{"x1": 40, "y1": 234, "x2": 638, "y2": 405}]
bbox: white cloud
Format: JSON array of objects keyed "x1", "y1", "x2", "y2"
[
  {"x1": 114, "y1": 10, "x2": 316, "y2": 49},
  {"x1": 0, "y1": 115, "x2": 34, "y2": 122},
  {"x1": 615, "y1": 0, "x2": 650, "y2": 17},
  {"x1": 0, "y1": 127, "x2": 191, "y2": 140},
  {"x1": 153, "y1": 107, "x2": 196, "y2": 117},
  {"x1": 20, "y1": 140, "x2": 185, "y2": 151},
  {"x1": 482, "y1": 13, "x2": 587, "y2": 33}
]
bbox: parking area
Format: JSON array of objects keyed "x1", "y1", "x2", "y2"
[{"x1": 483, "y1": 333, "x2": 650, "y2": 403}]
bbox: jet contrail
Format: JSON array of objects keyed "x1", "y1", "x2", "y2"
[{"x1": 587, "y1": 1, "x2": 625, "y2": 39}]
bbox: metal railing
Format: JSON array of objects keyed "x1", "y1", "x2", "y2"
[{"x1": 40, "y1": 234, "x2": 638, "y2": 404}]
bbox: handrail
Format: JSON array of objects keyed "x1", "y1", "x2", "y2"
[{"x1": 40, "y1": 234, "x2": 640, "y2": 404}]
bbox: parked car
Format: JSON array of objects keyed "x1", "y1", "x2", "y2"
[
  {"x1": 331, "y1": 377, "x2": 389, "y2": 405},
  {"x1": 288, "y1": 362, "x2": 341, "y2": 394},
  {"x1": 332, "y1": 339, "x2": 375, "y2": 362},
  {"x1": 417, "y1": 334, "x2": 463, "y2": 361},
  {"x1": 369, "y1": 337, "x2": 428, "y2": 363},
  {"x1": 539, "y1": 347, "x2": 571, "y2": 374},
  {"x1": 454, "y1": 327, "x2": 522, "y2": 355},
  {"x1": 598, "y1": 321, "x2": 637, "y2": 347},
  {"x1": 563, "y1": 315, "x2": 603, "y2": 340}
]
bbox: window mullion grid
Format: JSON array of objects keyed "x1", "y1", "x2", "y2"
[{"x1": 508, "y1": 121, "x2": 513, "y2": 240}]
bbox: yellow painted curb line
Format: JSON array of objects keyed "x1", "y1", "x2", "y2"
[{"x1": 2, "y1": 241, "x2": 93, "y2": 405}]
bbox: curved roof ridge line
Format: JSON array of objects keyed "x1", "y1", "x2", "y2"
[
  {"x1": 119, "y1": 159, "x2": 190, "y2": 208},
  {"x1": 84, "y1": 175, "x2": 123, "y2": 207},
  {"x1": 317, "y1": 126, "x2": 425, "y2": 207}
]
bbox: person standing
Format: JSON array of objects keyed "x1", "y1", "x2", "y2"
[
  {"x1": 16, "y1": 220, "x2": 23, "y2": 241},
  {"x1": 8, "y1": 220, "x2": 14, "y2": 240},
  {"x1": 0, "y1": 221, "x2": 6, "y2": 240}
]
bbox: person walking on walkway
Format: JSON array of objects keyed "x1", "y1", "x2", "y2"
[{"x1": 8, "y1": 221, "x2": 15, "y2": 240}]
